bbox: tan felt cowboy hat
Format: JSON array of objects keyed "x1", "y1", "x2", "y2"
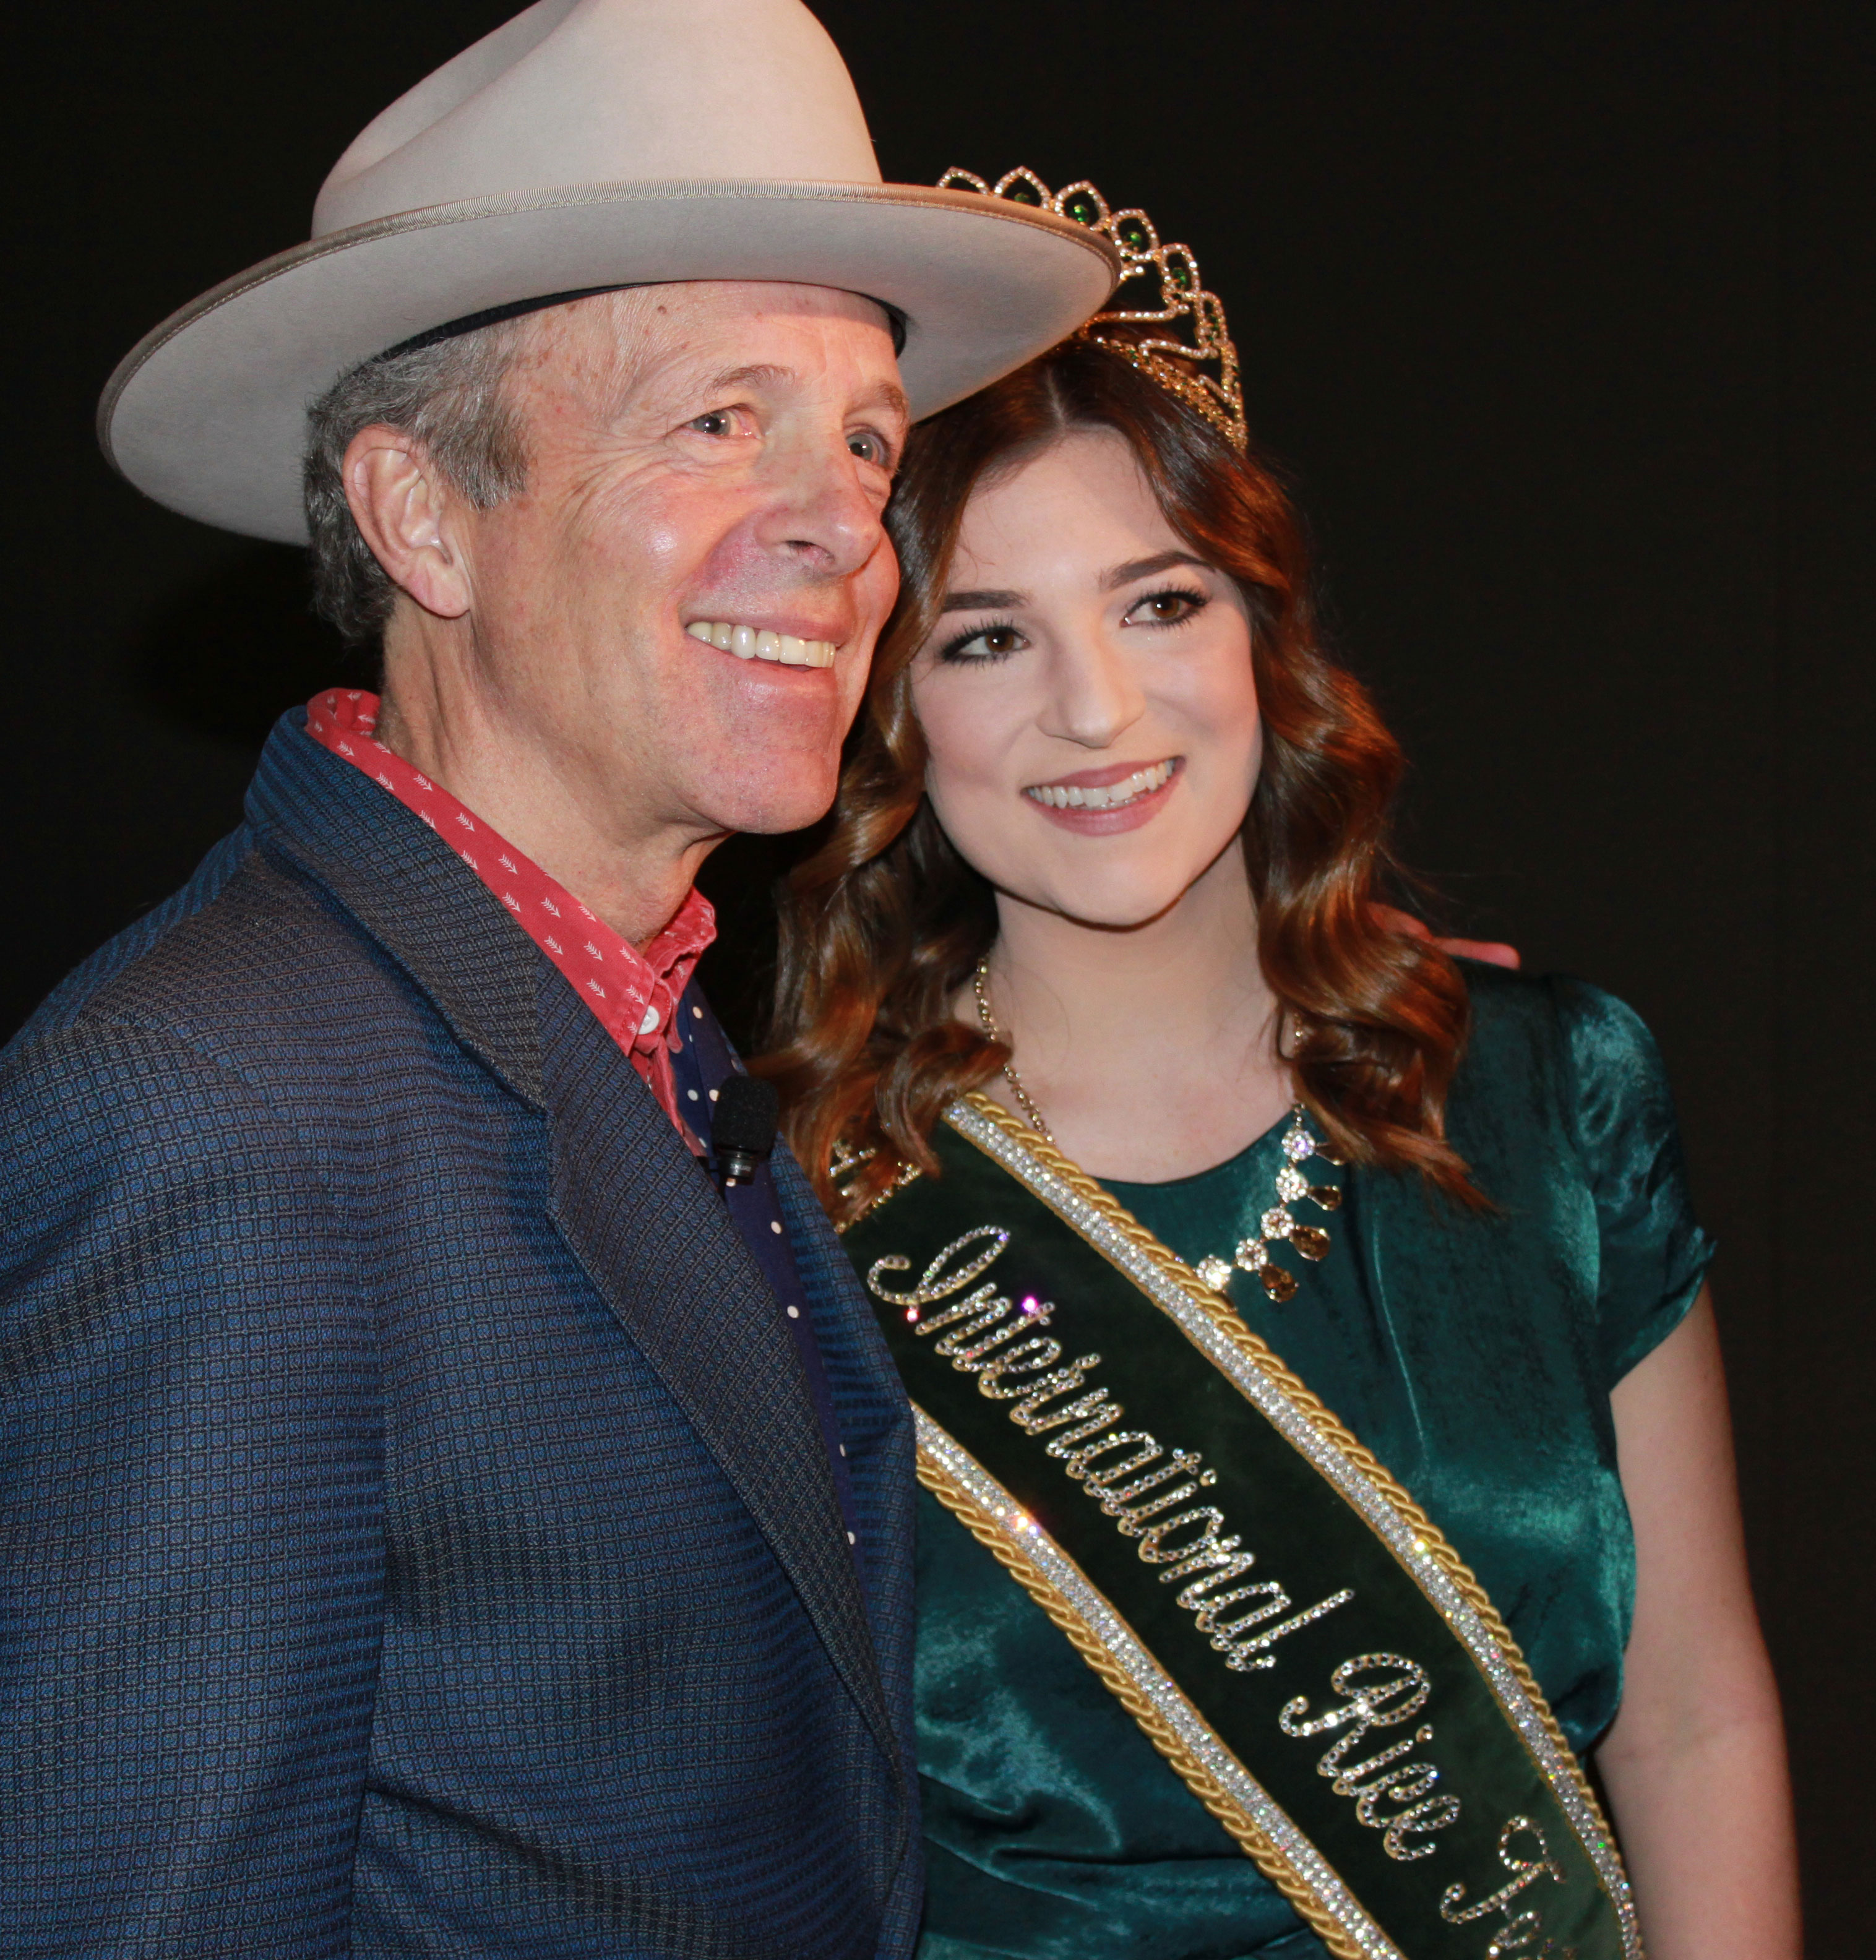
[{"x1": 98, "y1": 0, "x2": 1120, "y2": 545}]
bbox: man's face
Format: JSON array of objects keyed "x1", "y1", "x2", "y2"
[{"x1": 439, "y1": 282, "x2": 906, "y2": 846}]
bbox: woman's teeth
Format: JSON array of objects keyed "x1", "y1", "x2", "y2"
[
  {"x1": 1026, "y1": 760, "x2": 1176, "y2": 811},
  {"x1": 686, "y1": 620, "x2": 837, "y2": 668}
]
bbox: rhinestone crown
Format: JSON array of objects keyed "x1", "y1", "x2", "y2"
[{"x1": 939, "y1": 167, "x2": 1247, "y2": 450}]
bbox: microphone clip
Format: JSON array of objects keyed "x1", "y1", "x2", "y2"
[{"x1": 711, "y1": 1075, "x2": 780, "y2": 1192}]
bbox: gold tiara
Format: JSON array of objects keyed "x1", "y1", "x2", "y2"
[{"x1": 938, "y1": 167, "x2": 1246, "y2": 450}]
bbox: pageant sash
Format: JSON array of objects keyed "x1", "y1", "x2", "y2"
[{"x1": 843, "y1": 1095, "x2": 1640, "y2": 1960}]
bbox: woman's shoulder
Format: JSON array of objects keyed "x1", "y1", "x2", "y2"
[
  {"x1": 1456, "y1": 960, "x2": 1675, "y2": 1136},
  {"x1": 1449, "y1": 960, "x2": 1701, "y2": 1237},
  {"x1": 1460, "y1": 955, "x2": 1660, "y2": 1054},
  {"x1": 1447, "y1": 962, "x2": 1713, "y2": 1378}
]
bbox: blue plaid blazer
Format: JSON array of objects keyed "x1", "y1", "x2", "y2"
[{"x1": 0, "y1": 713, "x2": 921, "y2": 1957}]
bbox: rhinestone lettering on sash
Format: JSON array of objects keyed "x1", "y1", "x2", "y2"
[
  {"x1": 868, "y1": 1226, "x2": 1573, "y2": 1906},
  {"x1": 869, "y1": 1227, "x2": 1356, "y2": 1675}
]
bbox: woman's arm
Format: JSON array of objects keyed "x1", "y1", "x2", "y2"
[{"x1": 1598, "y1": 1287, "x2": 1801, "y2": 1957}]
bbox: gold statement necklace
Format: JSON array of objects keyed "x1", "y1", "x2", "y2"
[{"x1": 972, "y1": 957, "x2": 1343, "y2": 1303}]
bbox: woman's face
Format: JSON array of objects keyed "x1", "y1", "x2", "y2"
[{"x1": 910, "y1": 429, "x2": 1261, "y2": 930}]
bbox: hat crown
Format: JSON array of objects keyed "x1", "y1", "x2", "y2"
[{"x1": 313, "y1": 0, "x2": 882, "y2": 238}]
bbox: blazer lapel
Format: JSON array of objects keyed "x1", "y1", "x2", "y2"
[
  {"x1": 537, "y1": 979, "x2": 903, "y2": 1791},
  {"x1": 249, "y1": 716, "x2": 902, "y2": 1801},
  {"x1": 248, "y1": 713, "x2": 547, "y2": 1110}
]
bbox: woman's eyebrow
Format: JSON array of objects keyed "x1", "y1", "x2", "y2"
[
  {"x1": 939, "y1": 551, "x2": 1210, "y2": 614},
  {"x1": 1103, "y1": 550, "x2": 1211, "y2": 590},
  {"x1": 940, "y1": 587, "x2": 1025, "y2": 613}
]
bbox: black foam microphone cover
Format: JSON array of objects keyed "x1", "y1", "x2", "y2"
[{"x1": 713, "y1": 1075, "x2": 780, "y2": 1186}]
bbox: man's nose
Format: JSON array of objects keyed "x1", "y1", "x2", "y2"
[
  {"x1": 1038, "y1": 631, "x2": 1147, "y2": 749},
  {"x1": 754, "y1": 428, "x2": 885, "y2": 578}
]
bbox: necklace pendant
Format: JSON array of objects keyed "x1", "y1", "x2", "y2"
[{"x1": 1187, "y1": 1104, "x2": 1340, "y2": 1310}]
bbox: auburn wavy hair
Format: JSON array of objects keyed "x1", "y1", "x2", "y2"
[{"x1": 756, "y1": 332, "x2": 1479, "y2": 1221}]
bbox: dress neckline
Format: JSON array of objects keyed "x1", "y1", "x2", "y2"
[{"x1": 1099, "y1": 1104, "x2": 1294, "y2": 1195}]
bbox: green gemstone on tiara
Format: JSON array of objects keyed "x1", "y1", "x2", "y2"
[{"x1": 939, "y1": 166, "x2": 1248, "y2": 453}]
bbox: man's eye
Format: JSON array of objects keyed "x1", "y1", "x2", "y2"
[
  {"x1": 1125, "y1": 588, "x2": 1207, "y2": 626},
  {"x1": 848, "y1": 431, "x2": 891, "y2": 466},
  {"x1": 689, "y1": 410, "x2": 736, "y2": 437}
]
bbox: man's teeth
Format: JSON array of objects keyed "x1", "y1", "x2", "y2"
[
  {"x1": 686, "y1": 620, "x2": 837, "y2": 668},
  {"x1": 1025, "y1": 760, "x2": 1176, "y2": 811}
]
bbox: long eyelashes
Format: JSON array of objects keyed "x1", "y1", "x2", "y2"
[
  {"x1": 935, "y1": 586, "x2": 1211, "y2": 666},
  {"x1": 1128, "y1": 585, "x2": 1210, "y2": 625},
  {"x1": 936, "y1": 617, "x2": 1026, "y2": 664},
  {"x1": 929, "y1": 584, "x2": 1207, "y2": 670}
]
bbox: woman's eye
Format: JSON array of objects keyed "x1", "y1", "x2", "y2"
[
  {"x1": 940, "y1": 621, "x2": 1028, "y2": 663},
  {"x1": 1126, "y1": 588, "x2": 1207, "y2": 626}
]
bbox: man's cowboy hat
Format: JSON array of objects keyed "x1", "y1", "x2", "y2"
[{"x1": 98, "y1": 0, "x2": 1119, "y2": 545}]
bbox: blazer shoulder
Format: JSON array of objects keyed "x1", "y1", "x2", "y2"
[{"x1": 9, "y1": 833, "x2": 427, "y2": 1107}]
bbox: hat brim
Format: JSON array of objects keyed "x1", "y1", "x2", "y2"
[{"x1": 98, "y1": 180, "x2": 1119, "y2": 544}]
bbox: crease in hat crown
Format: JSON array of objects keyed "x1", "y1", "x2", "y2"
[
  {"x1": 100, "y1": 0, "x2": 1119, "y2": 544},
  {"x1": 312, "y1": 0, "x2": 883, "y2": 235}
]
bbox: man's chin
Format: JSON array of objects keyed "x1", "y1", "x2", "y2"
[{"x1": 687, "y1": 764, "x2": 841, "y2": 840}]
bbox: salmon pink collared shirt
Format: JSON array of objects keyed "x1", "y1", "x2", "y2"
[{"x1": 304, "y1": 689, "x2": 714, "y2": 1133}]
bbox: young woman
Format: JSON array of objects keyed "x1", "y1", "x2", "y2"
[{"x1": 758, "y1": 181, "x2": 1798, "y2": 1959}]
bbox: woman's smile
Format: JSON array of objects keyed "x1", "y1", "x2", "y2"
[{"x1": 1022, "y1": 756, "x2": 1182, "y2": 832}]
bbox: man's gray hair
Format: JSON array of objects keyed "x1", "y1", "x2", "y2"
[{"x1": 303, "y1": 320, "x2": 530, "y2": 645}]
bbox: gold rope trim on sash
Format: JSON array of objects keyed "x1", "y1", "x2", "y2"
[
  {"x1": 915, "y1": 1446, "x2": 1385, "y2": 1960},
  {"x1": 944, "y1": 1091, "x2": 1630, "y2": 1914}
]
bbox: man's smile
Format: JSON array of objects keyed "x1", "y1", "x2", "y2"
[{"x1": 686, "y1": 618, "x2": 840, "y2": 667}]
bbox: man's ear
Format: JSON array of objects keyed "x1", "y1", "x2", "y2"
[{"x1": 343, "y1": 424, "x2": 473, "y2": 621}]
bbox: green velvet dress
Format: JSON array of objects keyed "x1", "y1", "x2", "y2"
[{"x1": 912, "y1": 966, "x2": 1714, "y2": 1959}]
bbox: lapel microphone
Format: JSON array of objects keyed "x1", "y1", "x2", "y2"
[{"x1": 712, "y1": 1075, "x2": 780, "y2": 1189}]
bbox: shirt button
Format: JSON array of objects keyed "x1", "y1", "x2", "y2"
[
  {"x1": 639, "y1": 1005, "x2": 660, "y2": 1035},
  {"x1": 846, "y1": 1532, "x2": 857, "y2": 1545},
  {"x1": 769, "y1": 1220, "x2": 783, "y2": 1235},
  {"x1": 692, "y1": 1005, "x2": 704, "y2": 1020},
  {"x1": 686, "y1": 1088, "x2": 699, "y2": 1101},
  {"x1": 838, "y1": 1443, "x2": 846, "y2": 1457},
  {"x1": 786, "y1": 1305, "x2": 800, "y2": 1319}
]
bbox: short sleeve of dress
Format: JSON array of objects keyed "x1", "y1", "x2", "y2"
[{"x1": 1549, "y1": 976, "x2": 1718, "y2": 1385}]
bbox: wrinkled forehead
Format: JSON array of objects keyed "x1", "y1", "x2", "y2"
[{"x1": 512, "y1": 279, "x2": 907, "y2": 413}]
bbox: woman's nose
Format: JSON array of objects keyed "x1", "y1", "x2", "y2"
[{"x1": 1037, "y1": 630, "x2": 1147, "y2": 749}]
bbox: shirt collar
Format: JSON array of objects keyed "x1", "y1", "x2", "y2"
[{"x1": 303, "y1": 688, "x2": 715, "y2": 1130}]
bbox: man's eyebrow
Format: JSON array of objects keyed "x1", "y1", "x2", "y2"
[
  {"x1": 1103, "y1": 550, "x2": 1212, "y2": 590},
  {"x1": 940, "y1": 587, "x2": 1025, "y2": 613},
  {"x1": 859, "y1": 380, "x2": 912, "y2": 424},
  {"x1": 698, "y1": 363, "x2": 794, "y2": 395}
]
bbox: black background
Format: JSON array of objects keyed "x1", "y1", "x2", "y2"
[{"x1": 7, "y1": 1, "x2": 1870, "y2": 1944}]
